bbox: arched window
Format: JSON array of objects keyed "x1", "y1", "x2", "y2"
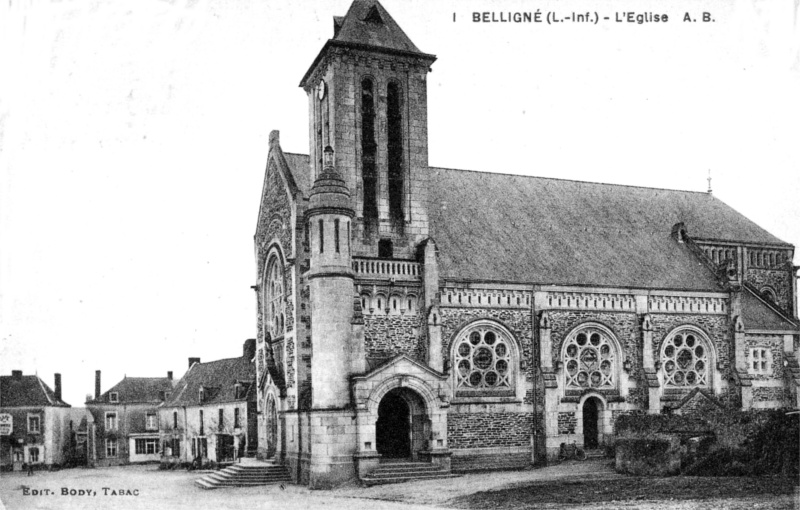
[
  {"x1": 760, "y1": 287, "x2": 777, "y2": 304},
  {"x1": 660, "y1": 328, "x2": 711, "y2": 388},
  {"x1": 266, "y1": 257, "x2": 284, "y2": 338},
  {"x1": 453, "y1": 321, "x2": 517, "y2": 397},
  {"x1": 361, "y1": 78, "x2": 378, "y2": 225},
  {"x1": 387, "y1": 81, "x2": 404, "y2": 226},
  {"x1": 562, "y1": 326, "x2": 618, "y2": 390}
]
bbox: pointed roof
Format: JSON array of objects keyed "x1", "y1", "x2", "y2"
[
  {"x1": 0, "y1": 373, "x2": 70, "y2": 407},
  {"x1": 89, "y1": 376, "x2": 176, "y2": 405},
  {"x1": 164, "y1": 355, "x2": 255, "y2": 407},
  {"x1": 300, "y1": 0, "x2": 435, "y2": 87}
]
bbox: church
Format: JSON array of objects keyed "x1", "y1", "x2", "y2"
[{"x1": 253, "y1": 0, "x2": 800, "y2": 488}]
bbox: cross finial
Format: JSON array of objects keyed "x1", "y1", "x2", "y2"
[{"x1": 707, "y1": 169, "x2": 712, "y2": 194}]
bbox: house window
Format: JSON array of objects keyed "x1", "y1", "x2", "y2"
[
  {"x1": 199, "y1": 410, "x2": 204, "y2": 436},
  {"x1": 661, "y1": 328, "x2": 712, "y2": 388},
  {"x1": 135, "y1": 438, "x2": 159, "y2": 455},
  {"x1": 218, "y1": 409, "x2": 224, "y2": 431},
  {"x1": 563, "y1": 326, "x2": 618, "y2": 390},
  {"x1": 109, "y1": 392, "x2": 118, "y2": 403},
  {"x1": 171, "y1": 438, "x2": 181, "y2": 457},
  {"x1": 105, "y1": 412, "x2": 117, "y2": 430},
  {"x1": 749, "y1": 348, "x2": 771, "y2": 375},
  {"x1": 13, "y1": 450, "x2": 23, "y2": 462},
  {"x1": 234, "y1": 408, "x2": 240, "y2": 429},
  {"x1": 146, "y1": 413, "x2": 157, "y2": 431},
  {"x1": 266, "y1": 256, "x2": 285, "y2": 338},
  {"x1": 106, "y1": 439, "x2": 118, "y2": 458},
  {"x1": 28, "y1": 447, "x2": 39, "y2": 463},
  {"x1": 173, "y1": 411, "x2": 178, "y2": 429},
  {"x1": 452, "y1": 321, "x2": 517, "y2": 397},
  {"x1": 28, "y1": 415, "x2": 41, "y2": 434}
]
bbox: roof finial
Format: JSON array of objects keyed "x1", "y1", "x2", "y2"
[{"x1": 707, "y1": 169, "x2": 712, "y2": 194}]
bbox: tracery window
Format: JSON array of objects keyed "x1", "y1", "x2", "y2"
[
  {"x1": 266, "y1": 257, "x2": 285, "y2": 338},
  {"x1": 563, "y1": 327, "x2": 617, "y2": 389},
  {"x1": 660, "y1": 329, "x2": 710, "y2": 388},
  {"x1": 453, "y1": 322, "x2": 516, "y2": 397}
]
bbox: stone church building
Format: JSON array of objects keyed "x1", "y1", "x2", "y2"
[{"x1": 253, "y1": 0, "x2": 800, "y2": 488}]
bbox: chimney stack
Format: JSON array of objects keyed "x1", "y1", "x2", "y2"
[
  {"x1": 188, "y1": 358, "x2": 200, "y2": 369},
  {"x1": 12, "y1": 370, "x2": 22, "y2": 379},
  {"x1": 167, "y1": 371, "x2": 173, "y2": 380},
  {"x1": 95, "y1": 370, "x2": 101, "y2": 400},
  {"x1": 54, "y1": 373, "x2": 62, "y2": 400},
  {"x1": 243, "y1": 339, "x2": 256, "y2": 360}
]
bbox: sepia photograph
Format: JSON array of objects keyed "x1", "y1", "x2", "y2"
[{"x1": 1, "y1": 0, "x2": 799, "y2": 508}]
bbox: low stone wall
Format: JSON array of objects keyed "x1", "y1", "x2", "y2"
[
  {"x1": 615, "y1": 436, "x2": 681, "y2": 476},
  {"x1": 451, "y1": 447, "x2": 530, "y2": 472}
]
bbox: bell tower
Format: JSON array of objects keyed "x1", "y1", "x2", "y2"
[{"x1": 300, "y1": 0, "x2": 436, "y2": 259}]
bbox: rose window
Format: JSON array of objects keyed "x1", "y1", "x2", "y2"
[
  {"x1": 564, "y1": 329, "x2": 616, "y2": 389},
  {"x1": 454, "y1": 326, "x2": 514, "y2": 396},
  {"x1": 661, "y1": 331, "x2": 708, "y2": 387}
]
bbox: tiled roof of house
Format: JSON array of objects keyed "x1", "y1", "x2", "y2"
[
  {"x1": 283, "y1": 152, "x2": 311, "y2": 195},
  {"x1": 0, "y1": 374, "x2": 70, "y2": 407},
  {"x1": 93, "y1": 377, "x2": 176, "y2": 404},
  {"x1": 741, "y1": 287, "x2": 798, "y2": 331},
  {"x1": 164, "y1": 356, "x2": 255, "y2": 407},
  {"x1": 428, "y1": 167, "x2": 786, "y2": 290}
]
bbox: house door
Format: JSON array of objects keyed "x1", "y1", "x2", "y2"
[
  {"x1": 582, "y1": 397, "x2": 601, "y2": 449},
  {"x1": 376, "y1": 390, "x2": 411, "y2": 459}
]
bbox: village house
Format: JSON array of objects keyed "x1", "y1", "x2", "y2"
[
  {"x1": 85, "y1": 370, "x2": 176, "y2": 466},
  {"x1": 0, "y1": 371, "x2": 91, "y2": 470},
  {"x1": 253, "y1": 0, "x2": 800, "y2": 488},
  {"x1": 159, "y1": 340, "x2": 258, "y2": 467}
]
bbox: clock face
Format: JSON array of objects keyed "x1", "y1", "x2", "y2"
[{"x1": 317, "y1": 80, "x2": 326, "y2": 100}]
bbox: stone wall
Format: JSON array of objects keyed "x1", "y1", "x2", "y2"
[
  {"x1": 447, "y1": 412, "x2": 533, "y2": 449},
  {"x1": 745, "y1": 268, "x2": 792, "y2": 312},
  {"x1": 364, "y1": 313, "x2": 425, "y2": 361}
]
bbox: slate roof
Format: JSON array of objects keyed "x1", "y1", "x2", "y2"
[
  {"x1": 741, "y1": 287, "x2": 798, "y2": 331},
  {"x1": 331, "y1": 0, "x2": 425, "y2": 56},
  {"x1": 0, "y1": 374, "x2": 70, "y2": 407},
  {"x1": 164, "y1": 356, "x2": 255, "y2": 407},
  {"x1": 428, "y1": 167, "x2": 787, "y2": 290},
  {"x1": 92, "y1": 377, "x2": 176, "y2": 404},
  {"x1": 283, "y1": 152, "x2": 311, "y2": 195},
  {"x1": 300, "y1": 0, "x2": 435, "y2": 87}
]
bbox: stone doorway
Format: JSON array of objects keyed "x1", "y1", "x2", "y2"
[
  {"x1": 376, "y1": 387, "x2": 427, "y2": 461},
  {"x1": 582, "y1": 397, "x2": 602, "y2": 448}
]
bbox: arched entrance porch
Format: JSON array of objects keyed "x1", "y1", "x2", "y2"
[
  {"x1": 375, "y1": 387, "x2": 427, "y2": 461},
  {"x1": 581, "y1": 396, "x2": 604, "y2": 449}
]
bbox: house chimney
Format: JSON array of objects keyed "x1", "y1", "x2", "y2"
[
  {"x1": 188, "y1": 357, "x2": 200, "y2": 369},
  {"x1": 54, "y1": 373, "x2": 62, "y2": 400},
  {"x1": 95, "y1": 370, "x2": 101, "y2": 399},
  {"x1": 243, "y1": 339, "x2": 256, "y2": 360},
  {"x1": 12, "y1": 370, "x2": 22, "y2": 379},
  {"x1": 167, "y1": 371, "x2": 173, "y2": 380}
]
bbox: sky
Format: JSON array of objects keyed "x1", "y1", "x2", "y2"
[{"x1": 1, "y1": 0, "x2": 799, "y2": 407}]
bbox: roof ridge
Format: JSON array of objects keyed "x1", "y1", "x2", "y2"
[{"x1": 430, "y1": 165, "x2": 710, "y2": 195}]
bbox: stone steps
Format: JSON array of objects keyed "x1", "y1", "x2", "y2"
[
  {"x1": 361, "y1": 462, "x2": 456, "y2": 486},
  {"x1": 195, "y1": 461, "x2": 292, "y2": 489}
]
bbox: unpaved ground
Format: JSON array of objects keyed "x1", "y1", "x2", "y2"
[{"x1": 0, "y1": 460, "x2": 796, "y2": 510}]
